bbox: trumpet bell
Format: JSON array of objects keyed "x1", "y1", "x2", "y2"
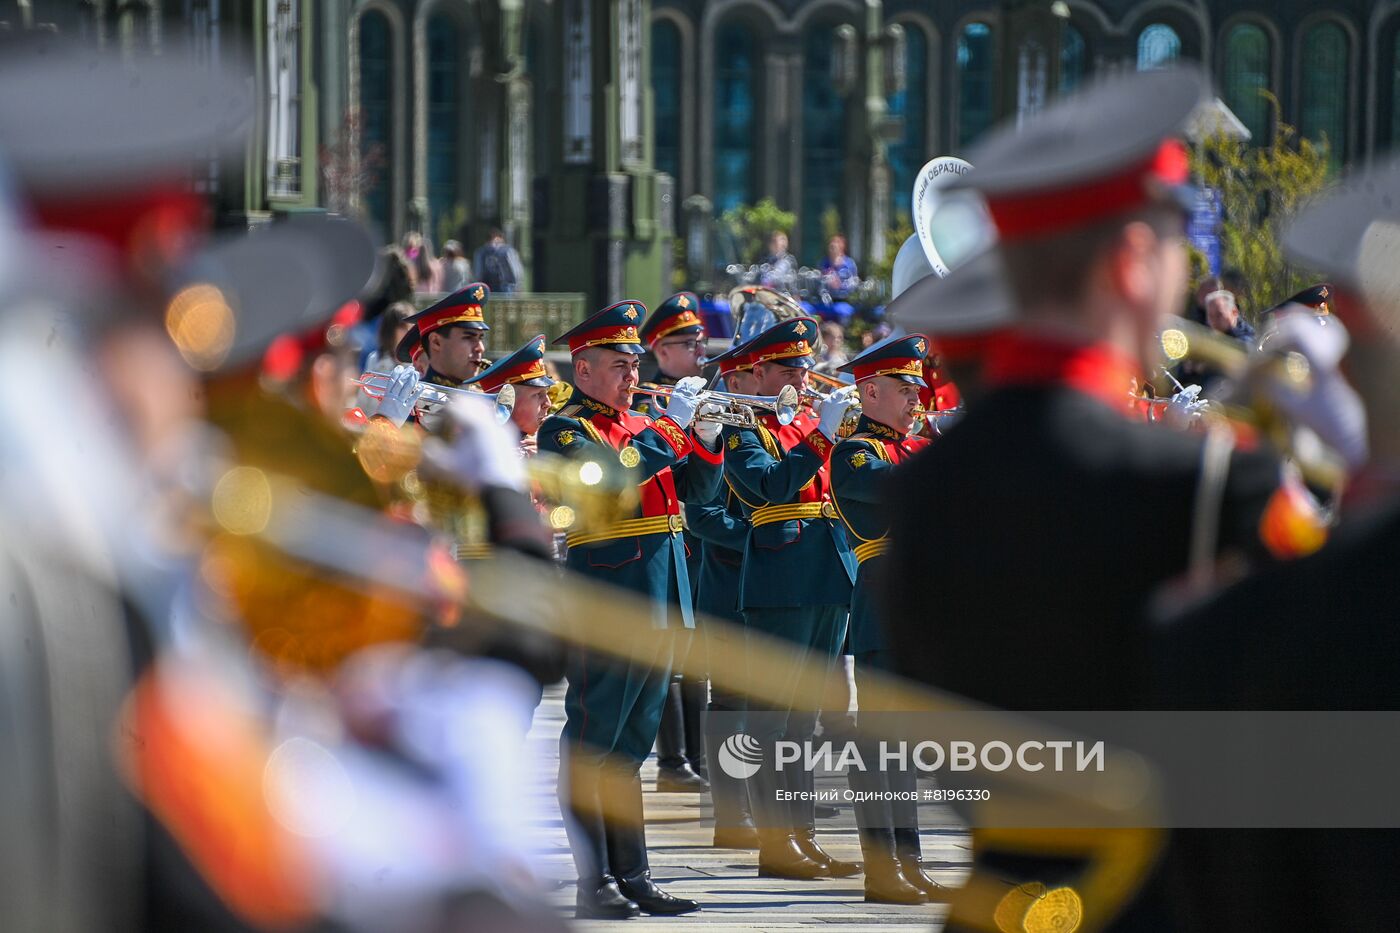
[
  {"x1": 493, "y1": 383, "x2": 516, "y2": 425},
  {"x1": 773, "y1": 384, "x2": 799, "y2": 426}
]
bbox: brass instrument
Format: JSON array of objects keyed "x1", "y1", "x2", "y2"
[
  {"x1": 911, "y1": 406, "x2": 962, "y2": 437},
  {"x1": 358, "y1": 370, "x2": 516, "y2": 424},
  {"x1": 1157, "y1": 319, "x2": 1346, "y2": 491},
  {"x1": 801, "y1": 379, "x2": 863, "y2": 436},
  {"x1": 629, "y1": 384, "x2": 800, "y2": 427},
  {"x1": 726, "y1": 283, "x2": 806, "y2": 334}
]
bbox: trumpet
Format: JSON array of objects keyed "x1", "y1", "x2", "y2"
[
  {"x1": 1157, "y1": 319, "x2": 1346, "y2": 491},
  {"x1": 911, "y1": 406, "x2": 962, "y2": 437},
  {"x1": 358, "y1": 370, "x2": 516, "y2": 425},
  {"x1": 629, "y1": 384, "x2": 800, "y2": 427}
]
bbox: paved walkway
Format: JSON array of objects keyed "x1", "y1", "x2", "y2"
[{"x1": 525, "y1": 685, "x2": 972, "y2": 930}]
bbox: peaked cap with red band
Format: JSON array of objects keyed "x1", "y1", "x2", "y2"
[
  {"x1": 553, "y1": 300, "x2": 648, "y2": 355},
  {"x1": 0, "y1": 37, "x2": 252, "y2": 264},
  {"x1": 839, "y1": 333, "x2": 930, "y2": 387},
  {"x1": 465, "y1": 334, "x2": 555, "y2": 393},
  {"x1": 394, "y1": 324, "x2": 424, "y2": 364},
  {"x1": 640, "y1": 291, "x2": 705, "y2": 346},
  {"x1": 164, "y1": 214, "x2": 376, "y2": 374},
  {"x1": 405, "y1": 282, "x2": 491, "y2": 335},
  {"x1": 949, "y1": 66, "x2": 1206, "y2": 241},
  {"x1": 1262, "y1": 283, "x2": 1335, "y2": 318},
  {"x1": 706, "y1": 340, "x2": 756, "y2": 376},
  {"x1": 744, "y1": 316, "x2": 821, "y2": 369}
]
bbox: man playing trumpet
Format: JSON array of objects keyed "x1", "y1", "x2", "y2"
[
  {"x1": 828, "y1": 334, "x2": 943, "y2": 904},
  {"x1": 720, "y1": 316, "x2": 861, "y2": 881},
  {"x1": 465, "y1": 333, "x2": 556, "y2": 457},
  {"x1": 404, "y1": 282, "x2": 494, "y2": 388},
  {"x1": 539, "y1": 300, "x2": 723, "y2": 919}
]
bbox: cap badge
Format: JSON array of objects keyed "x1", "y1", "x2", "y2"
[
  {"x1": 473, "y1": 285, "x2": 485, "y2": 300},
  {"x1": 624, "y1": 305, "x2": 639, "y2": 320},
  {"x1": 793, "y1": 322, "x2": 808, "y2": 336},
  {"x1": 915, "y1": 338, "x2": 927, "y2": 355},
  {"x1": 677, "y1": 296, "x2": 690, "y2": 309}
]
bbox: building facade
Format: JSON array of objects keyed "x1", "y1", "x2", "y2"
[{"x1": 8, "y1": 0, "x2": 1400, "y2": 302}]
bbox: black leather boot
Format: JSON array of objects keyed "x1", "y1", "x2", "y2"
[
  {"x1": 682, "y1": 678, "x2": 709, "y2": 780},
  {"x1": 894, "y1": 827, "x2": 947, "y2": 901},
  {"x1": 564, "y1": 766, "x2": 639, "y2": 919},
  {"x1": 575, "y1": 878, "x2": 641, "y2": 920},
  {"x1": 609, "y1": 774, "x2": 701, "y2": 915},
  {"x1": 860, "y1": 828, "x2": 927, "y2": 904},
  {"x1": 655, "y1": 682, "x2": 708, "y2": 792}
]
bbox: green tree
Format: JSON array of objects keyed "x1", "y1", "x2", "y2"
[
  {"x1": 820, "y1": 206, "x2": 843, "y2": 246},
  {"x1": 718, "y1": 198, "x2": 798, "y2": 263},
  {"x1": 1190, "y1": 98, "x2": 1330, "y2": 320},
  {"x1": 436, "y1": 203, "x2": 470, "y2": 251}
]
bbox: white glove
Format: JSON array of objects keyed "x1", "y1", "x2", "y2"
[
  {"x1": 692, "y1": 402, "x2": 724, "y2": 449},
  {"x1": 663, "y1": 375, "x2": 706, "y2": 429},
  {"x1": 1258, "y1": 311, "x2": 1369, "y2": 471},
  {"x1": 817, "y1": 385, "x2": 859, "y2": 441},
  {"x1": 1164, "y1": 384, "x2": 1207, "y2": 429},
  {"x1": 374, "y1": 364, "x2": 422, "y2": 428},
  {"x1": 423, "y1": 392, "x2": 528, "y2": 492}
]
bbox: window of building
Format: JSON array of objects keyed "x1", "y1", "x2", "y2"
[
  {"x1": 427, "y1": 13, "x2": 462, "y2": 240},
  {"x1": 1136, "y1": 23, "x2": 1180, "y2": 70},
  {"x1": 886, "y1": 22, "x2": 927, "y2": 225},
  {"x1": 713, "y1": 19, "x2": 757, "y2": 214},
  {"x1": 956, "y1": 22, "x2": 995, "y2": 149},
  {"x1": 652, "y1": 19, "x2": 682, "y2": 184},
  {"x1": 359, "y1": 10, "x2": 393, "y2": 238},
  {"x1": 1016, "y1": 37, "x2": 1048, "y2": 125},
  {"x1": 267, "y1": 0, "x2": 302, "y2": 198},
  {"x1": 802, "y1": 23, "x2": 849, "y2": 262},
  {"x1": 1059, "y1": 24, "x2": 1086, "y2": 93},
  {"x1": 1223, "y1": 23, "x2": 1270, "y2": 143},
  {"x1": 1299, "y1": 22, "x2": 1348, "y2": 171}
]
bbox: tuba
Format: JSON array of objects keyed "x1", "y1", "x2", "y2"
[{"x1": 727, "y1": 283, "x2": 808, "y2": 346}]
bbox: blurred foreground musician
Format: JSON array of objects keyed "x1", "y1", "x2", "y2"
[
  {"x1": 882, "y1": 66, "x2": 1330, "y2": 931},
  {"x1": 538, "y1": 300, "x2": 722, "y2": 918},
  {"x1": 1154, "y1": 158, "x2": 1400, "y2": 933},
  {"x1": 828, "y1": 334, "x2": 944, "y2": 904},
  {"x1": 884, "y1": 66, "x2": 1325, "y2": 713}
]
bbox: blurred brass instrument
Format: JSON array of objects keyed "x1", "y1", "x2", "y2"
[
  {"x1": 726, "y1": 283, "x2": 806, "y2": 331},
  {"x1": 629, "y1": 384, "x2": 801, "y2": 427},
  {"x1": 1157, "y1": 318, "x2": 1346, "y2": 491},
  {"x1": 358, "y1": 370, "x2": 516, "y2": 424}
]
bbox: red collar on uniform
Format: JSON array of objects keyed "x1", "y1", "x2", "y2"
[{"x1": 983, "y1": 330, "x2": 1140, "y2": 413}]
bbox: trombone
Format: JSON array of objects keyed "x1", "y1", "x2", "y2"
[
  {"x1": 358, "y1": 370, "x2": 517, "y2": 425},
  {"x1": 629, "y1": 384, "x2": 800, "y2": 427}
]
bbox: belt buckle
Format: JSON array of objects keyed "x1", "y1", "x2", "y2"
[
  {"x1": 820, "y1": 501, "x2": 837, "y2": 520},
  {"x1": 668, "y1": 513, "x2": 683, "y2": 534}
]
